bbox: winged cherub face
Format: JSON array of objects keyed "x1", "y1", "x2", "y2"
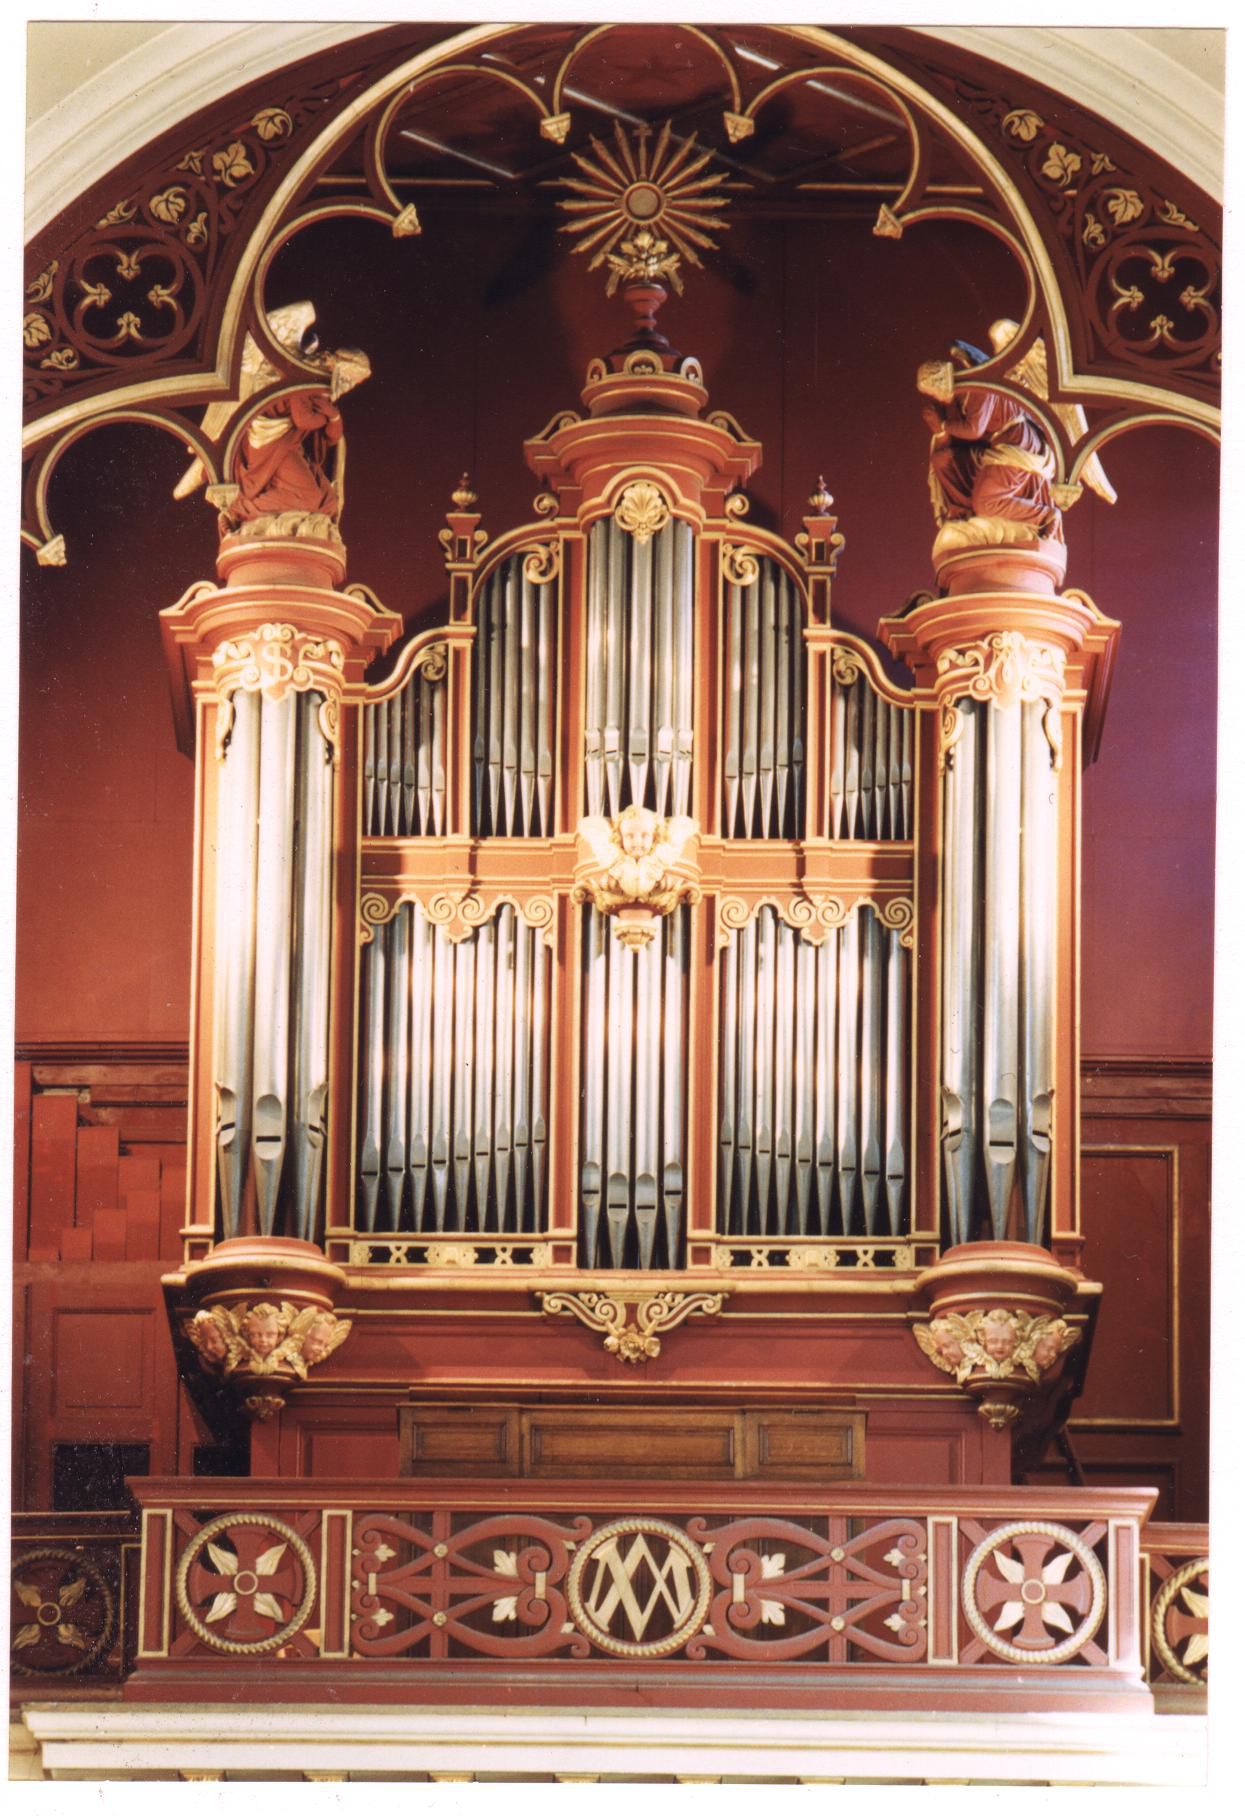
[
  {"x1": 982, "y1": 1313, "x2": 1017, "y2": 1362},
  {"x1": 192, "y1": 1311, "x2": 228, "y2": 1363},
  {"x1": 617, "y1": 806, "x2": 658, "y2": 859},
  {"x1": 300, "y1": 1313, "x2": 338, "y2": 1366},
  {"x1": 242, "y1": 1305, "x2": 283, "y2": 1358}
]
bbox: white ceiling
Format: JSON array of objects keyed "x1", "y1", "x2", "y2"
[{"x1": 23, "y1": 22, "x2": 1226, "y2": 243}]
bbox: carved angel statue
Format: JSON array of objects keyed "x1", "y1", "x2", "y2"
[
  {"x1": 187, "y1": 1300, "x2": 351, "y2": 1380},
  {"x1": 914, "y1": 1307, "x2": 1078, "y2": 1385},
  {"x1": 574, "y1": 805, "x2": 700, "y2": 946},
  {"x1": 173, "y1": 300, "x2": 371, "y2": 533},
  {"x1": 917, "y1": 318, "x2": 1114, "y2": 559}
]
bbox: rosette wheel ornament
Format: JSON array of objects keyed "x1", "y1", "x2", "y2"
[
  {"x1": 963, "y1": 1521, "x2": 1105, "y2": 1666},
  {"x1": 176, "y1": 1512, "x2": 317, "y2": 1656},
  {"x1": 11, "y1": 1547, "x2": 116, "y2": 1678}
]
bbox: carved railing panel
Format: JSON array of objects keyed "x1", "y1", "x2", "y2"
[
  {"x1": 126, "y1": 1481, "x2": 1155, "y2": 1709},
  {"x1": 1141, "y1": 1524, "x2": 1208, "y2": 1696}
]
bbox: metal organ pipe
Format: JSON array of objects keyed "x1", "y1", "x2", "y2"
[
  {"x1": 213, "y1": 689, "x2": 260, "y2": 1238},
  {"x1": 468, "y1": 556, "x2": 558, "y2": 836},
  {"x1": 579, "y1": 907, "x2": 689, "y2": 1267},
  {"x1": 825, "y1": 665, "x2": 914, "y2": 841},
  {"x1": 717, "y1": 906, "x2": 909, "y2": 1238},
  {"x1": 940, "y1": 694, "x2": 1057, "y2": 1244},
  {"x1": 363, "y1": 665, "x2": 448, "y2": 837},
  {"x1": 723, "y1": 559, "x2": 807, "y2": 838},
  {"x1": 358, "y1": 904, "x2": 552, "y2": 1236}
]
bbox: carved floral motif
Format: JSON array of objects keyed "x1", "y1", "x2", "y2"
[
  {"x1": 175, "y1": 1512, "x2": 317, "y2": 1656},
  {"x1": 540, "y1": 1289, "x2": 726, "y2": 1362},
  {"x1": 1151, "y1": 1557, "x2": 1209, "y2": 1685},
  {"x1": 11, "y1": 1547, "x2": 117, "y2": 1678},
  {"x1": 613, "y1": 480, "x2": 672, "y2": 545},
  {"x1": 962, "y1": 1521, "x2": 1105, "y2": 1666},
  {"x1": 936, "y1": 632, "x2": 1065, "y2": 772}
]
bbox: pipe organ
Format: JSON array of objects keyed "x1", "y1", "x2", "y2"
[{"x1": 160, "y1": 242, "x2": 1118, "y2": 1474}]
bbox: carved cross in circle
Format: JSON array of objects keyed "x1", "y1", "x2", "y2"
[
  {"x1": 186, "y1": 1523, "x2": 300, "y2": 1642},
  {"x1": 975, "y1": 1531, "x2": 1093, "y2": 1648}
]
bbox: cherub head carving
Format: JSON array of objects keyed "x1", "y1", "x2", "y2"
[
  {"x1": 981, "y1": 1310, "x2": 1018, "y2": 1363},
  {"x1": 300, "y1": 1311, "x2": 339, "y2": 1366},
  {"x1": 241, "y1": 1302, "x2": 285, "y2": 1359},
  {"x1": 190, "y1": 1309, "x2": 229, "y2": 1365}
]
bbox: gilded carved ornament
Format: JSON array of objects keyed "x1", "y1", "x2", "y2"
[
  {"x1": 185, "y1": 1300, "x2": 352, "y2": 1384},
  {"x1": 174, "y1": 1511, "x2": 317, "y2": 1655},
  {"x1": 1151, "y1": 1558, "x2": 1209, "y2": 1684},
  {"x1": 573, "y1": 808, "x2": 700, "y2": 949},
  {"x1": 913, "y1": 1306, "x2": 1080, "y2": 1391},
  {"x1": 541, "y1": 1288, "x2": 726, "y2": 1363},
  {"x1": 11, "y1": 1547, "x2": 117, "y2": 1677},
  {"x1": 613, "y1": 480, "x2": 671, "y2": 545},
  {"x1": 717, "y1": 892, "x2": 914, "y2": 951},
  {"x1": 962, "y1": 1520, "x2": 1105, "y2": 1666},
  {"x1": 361, "y1": 887, "x2": 556, "y2": 948},
  {"x1": 936, "y1": 632, "x2": 1066, "y2": 772},
  {"x1": 212, "y1": 622, "x2": 345, "y2": 761}
]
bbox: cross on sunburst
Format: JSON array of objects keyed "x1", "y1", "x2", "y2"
[{"x1": 557, "y1": 119, "x2": 732, "y2": 296}]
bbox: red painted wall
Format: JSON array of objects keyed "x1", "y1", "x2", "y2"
[{"x1": 17, "y1": 208, "x2": 1217, "y2": 1057}]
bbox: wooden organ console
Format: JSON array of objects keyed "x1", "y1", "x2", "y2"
[{"x1": 141, "y1": 234, "x2": 1151, "y2": 1712}]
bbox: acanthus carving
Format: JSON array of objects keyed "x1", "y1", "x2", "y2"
[
  {"x1": 573, "y1": 808, "x2": 700, "y2": 948},
  {"x1": 212, "y1": 622, "x2": 345, "y2": 760},
  {"x1": 540, "y1": 1289, "x2": 726, "y2": 1363},
  {"x1": 935, "y1": 632, "x2": 1065, "y2": 772}
]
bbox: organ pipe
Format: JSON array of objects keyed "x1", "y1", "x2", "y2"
[
  {"x1": 363, "y1": 665, "x2": 447, "y2": 837},
  {"x1": 723, "y1": 558, "x2": 807, "y2": 838},
  {"x1": 468, "y1": 556, "x2": 558, "y2": 836},
  {"x1": 356, "y1": 904, "x2": 552, "y2": 1235},
  {"x1": 717, "y1": 905, "x2": 909, "y2": 1238},
  {"x1": 579, "y1": 905, "x2": 689, "y2": 1267},
  {"x1": 825, "y1": 664, "x2": 914, "y2": 841}
]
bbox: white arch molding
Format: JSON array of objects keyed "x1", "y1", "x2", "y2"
[{"x1": 23, "y1": 22, "x2": 1225, "y2": 244}]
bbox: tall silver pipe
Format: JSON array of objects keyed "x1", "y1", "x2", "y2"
[
  {"x1": 1020, "y1": 701, "x2": 1056, "y2": 1242},
  {"x1": 530, "y1": 927, "x2": 549, "y2": 1230},
  {"x1": 581, "y1": 909, "x2": 607, "y2": 1263},
  {"x1": 520, "y1": 576, "x2": 538, "y2": 834},
  {"x1": 835, "y1": 915, "x2": 860, "y2": 1229},
  {"x1": 859, "y1": 908, "x2": 883, "y2": 1233},
  {"x1": 251, "y1": 692, "x2": 296, "y2": 1234},
  {"x1": 536, "y1": 580, "x2": 555, "y2": 834},
  {"x1": 982, "y1": 703, "x2": 1022, "y2": 1237},
  {"x1": 900, "y1": 706, "x2": 913, "y2": 841},
  {"x1": 814, "y1": 932, "x2": 837, "y2": 1233},
  {"x1": 741, "y1": 566, "x2": 760, "y2": 834},
  {"x1": 942, "y1": 702, "x2": 980, "y2": 1245},
  {"x1": 381, "y1": 901, "x2": 410, "y2": 1229},
  {"x1": 758, "y1": 567, "x2": 776, "y2": 834},
  {"x1": 430, "y1": 674, "x2": 446, "y2": 836},
  {"x1": 492, "y1": 905, "x2": 516, "y2": 1230},
  {"x1": 604, "y1": 927, "x2": 634, "y2": 1265},
  {"x1": 387, "y1": 687, "x2": 402, "y2": 836},
  {"x1": 673, "y1": 522, "x2": 694, "y2": 816},
  {"x1": 794, "y1": 935, "x2": 816, "y2": 1233},
  {"x1": 472, "y1": 916, "x2": 496, "y2": 1229},
  {"x1": 633, "y1": 924, "x2": 660, "y2": 1267},
  {"x1": 719, "y1": 911, "x2": 738, "y2": 1228},
  {"x1": 363, "y1": 694, "x2": 378, "y2": 837},
  {"x1": 604, "y1": 524, "x2": 626, "y2": 815},
  {"x1": 512, "y1": 915, "x2": 533, "y2": 1235},
  {"x1": 585, "y1": 528, "x2": 605, "y2": 819},
  {"x1": 734, "y1": 914, "x2": 757, "y2": 1231},
  {"x1": 753, "y1": 907, "x2": 776, "y2": 1230},
  {"x1": 775, "y1": 574, "x2": 792, "y2": 836},
  {"x1": 358, "y1": 921, "x2": 385, "y2": 1233},
  {"x1": 843, "y1": 680, "x2": 860, "y2": 840},
  {"x1": 829, "y1": 673, "x2": 846, "y2": 840},
  {"x1": 884, "y1": 927, "x2": 908, "y2": 1235},
  {"x1": 629, "y1": 535, "x2": 653, "y2": 807},
  {"x1": 661, "y1": 909, "x2": 686, "y2": 1263},
  {"x1": 416, "y1": 674, "x2": 433, "y2": 836},
  {"x1": 429, "y1": 927, "x2": 454, "y2": 1230},
  {"x1": 291, "y1": 696, "x2": 334, "y2": 1240},
  {"x1": 501, "y1": 566, "x2": 520, "y2": 832},
  {"x1": 773, "y1": 917, "x2": 795, "y2": 1231},
  {"x1": 860, "y1": 682, "x2": 875, "y2": 839},
  {"x1": 653, "y1": 524, "x2": 676, "y2": 818},
  {"x1": 401, "y1": 679, "x2": 416, "y2": 834},
  {"x1": 407, "y1": 907, "x2": 432, "y2": 1227},
  {"x1": 486, "y1": 569, "x2": 503, "y2": 834},
  {"x1": 451, "y1": 934, "x2": 475, "y2": 1228},
  {"x1": 213, "y1": 688, "x2": 260, "y2": 1238}
]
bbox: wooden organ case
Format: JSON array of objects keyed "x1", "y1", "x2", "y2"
[{"x1": 149, "y1": 246, "x2": 1144, "y2": 1711}]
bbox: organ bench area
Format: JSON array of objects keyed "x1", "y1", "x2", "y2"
[{"x1": 111, "y1": 289, "x2": 1181, "y2": 1718}]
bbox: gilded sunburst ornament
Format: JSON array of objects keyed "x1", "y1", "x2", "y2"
[{"x1": 557, "y1": 119, "x2": 732, "y2": 295}]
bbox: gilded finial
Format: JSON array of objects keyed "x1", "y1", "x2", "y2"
[
  {"x1": 451, "y1": 473, "x2": 478, "y2": 511},
  {"x1": 809, "y1": 476, "x2": 834, "y2": 515}
]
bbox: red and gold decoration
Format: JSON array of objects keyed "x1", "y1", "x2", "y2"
[{"x1": 11, "y1": 1546, "x2": 117, "y2": 1678}]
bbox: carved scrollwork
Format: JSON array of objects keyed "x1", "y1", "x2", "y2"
[
  {"x1": 540, "y1": 1288, "x2": 726, "y2": 1363},
  {"x1": 520, "y1": 540, "x2": 562, "y2": 586},
  {"x1": 720, "y1": 541, "x2": 760, "y2": 586},
  {"x1": 359, "y1": 891, "x2": 399, "y2": 944},
  {"x1": 410, "y1": 640, "x2": 448, "y2": 684}
]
